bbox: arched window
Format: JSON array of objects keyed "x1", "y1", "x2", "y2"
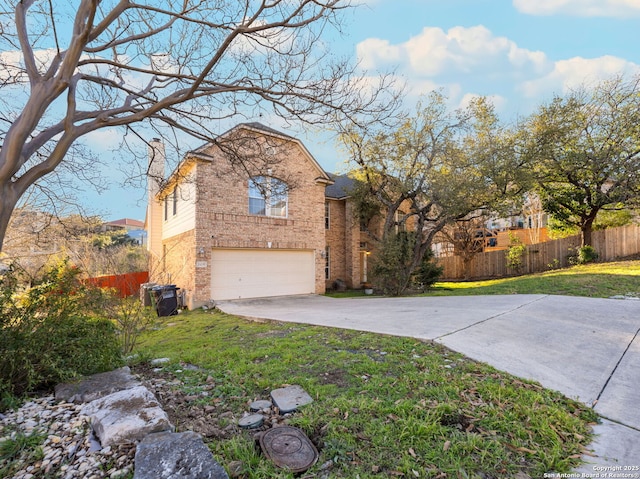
[{"x1": 248, "y1": 176, "x2": 288, "y2": 217}]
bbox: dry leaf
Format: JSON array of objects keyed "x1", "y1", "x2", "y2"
[
  {"x1": 506, "y1": 443, "x2": 537, "y2": 454},
  {"x1": 412, "y1": 470, "x2": 420, "y2": 477},
  {"x1": 443, "y1": 440, "x2": 451, "y2": 451},
  {"x1": 408, "y1": 447, "x2": 417, "y2": 458}
]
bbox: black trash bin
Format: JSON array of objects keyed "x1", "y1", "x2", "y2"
[{"x1": 152, "y1": 285, "x2": 180, "y2": 317}]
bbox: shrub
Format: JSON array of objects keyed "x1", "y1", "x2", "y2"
[
  {"x1": 370, "y1": 232, "x2": 415, "y2": 296},
  {"x1": 505, "y1": 233, "x2": 526, "y2": 272},
  {"x1": 371, "y1": 232, "x2": 442, "y2": 296},
  {"x1": 568, "y1": 245, "x2": 599, "y2": 265},
  {"x1": 415, "y1": 248, "x2": 443, "y2": 290},
  {"x1": 0, "y1": 260, "x2": 123, "y2": 402},
  {"x1": 106, "y1": 296, "x2": 157, "y2": 355}
]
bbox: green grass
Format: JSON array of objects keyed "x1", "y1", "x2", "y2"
[
  {"x1": 427, "y1": 260, "x2": 640, "y2": 298},
  {"x1": 326, "y1": 261, "x2": 640, "y2": 299},
  {"x1": 0, "y1": 428, "x2": 46, "y2": 477},
  {"x1": 135, "y1": 310, "x2": 598, "y2": 478}
]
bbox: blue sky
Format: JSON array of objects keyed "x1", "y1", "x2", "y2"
[{"x1": 84, "y1": 0, "x2": 640, "y2": 222}]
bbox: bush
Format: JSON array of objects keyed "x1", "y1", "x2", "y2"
[
  {"x1": 371, "y1": 232, "x2": 442, "y2": 296},
  {"x1": 106, "y1": 296, "x2": 157, "y2": 355},
  {"x1": 505, "y1": 233, "x2": 526, "y2": 272},
  {"x1": 370, "y1": 233, "x2": 413, "y2": 296},
  {"x1": 415, "y1": 248, "x2": 444, "y2": 290},
  {"x1": 568, "y1": 245, "x2": 599, "y2": 265},
  {"x1": 0, "y1": 260, "x2": 123, "y2": 403}
]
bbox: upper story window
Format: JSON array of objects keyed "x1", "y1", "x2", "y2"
[
  {"x1": 164, "y1": 195, "x2": 168, "y2": 221},
  {"x1": 325, "y1": 202, "x2": 330, "y2": 229},
  {"x1": 172, "y1": 188, "x2": 178, "y2": 216},
  {"x1": 164, "y1": 187, "x2": 178, "y2": 221},
  {"x1": 249, "y1": 176, "x2": 288, "y2": 218}
]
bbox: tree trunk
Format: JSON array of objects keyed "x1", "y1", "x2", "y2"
[
  {"x1": 0, "y1": 185, "x2": 20, "y2": 253},
  {"x1": 581, "y1": 216, "x2": 596, "y2": 247}
]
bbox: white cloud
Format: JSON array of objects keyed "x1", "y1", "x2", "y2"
[
  {"x1": 83, "y1": 128, "x2": 124, "y2": 150},
  {"x1": 513, "y1": 0, "x2": 640, "y2": 17},
  {"x1": 356, "y1": 25, "x2": 551, "y2": 113},
  {"x1": 357, "y1": 25, "x2": 549, "y2": 78},
  {"x1": 357, "y1": 38, "x2": 403, "y2": 70},
  {"x1": 0, "y1": 48, "x2": 61, "y2": 82},
  {"x1": 520, "y1": 55, "x2": 640, "y2": 98},
  {"x1": 355, "y1": 23, "x2": 640, "y2": 119}
]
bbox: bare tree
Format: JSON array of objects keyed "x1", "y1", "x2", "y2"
[
  {"x1": 0, "y1": 0, "x2": 397, "y2": 251},
  {"x1": 435, "y1": 212, "x2": 493, "y2": 280}
]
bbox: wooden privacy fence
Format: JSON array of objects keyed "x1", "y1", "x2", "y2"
[
  {"x1": 437, "y1": 224, "x2": 640, "y2": 280},
  {"x1": 84, "y1": 271, "x2": 149, "y2": 297}
]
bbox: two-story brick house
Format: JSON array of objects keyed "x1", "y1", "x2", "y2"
[{"x1": 146, "y1": 122, "x2": 368, "y2": 308}]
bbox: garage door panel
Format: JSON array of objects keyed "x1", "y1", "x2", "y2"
[{"x1": 211, "y1": 249, "x2": 315, "y2": 300}]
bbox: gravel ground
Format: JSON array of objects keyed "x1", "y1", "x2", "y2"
[
  {"x1": 0, "y1": 364, "x2": 299, "y2": 479},
  {"x1": 0, "y1": 396, "x2": 135, "y2": 479}
]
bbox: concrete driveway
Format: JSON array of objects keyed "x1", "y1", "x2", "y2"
[{"x1": 217, "y1": 294, "x2": 640, "y2": 471}]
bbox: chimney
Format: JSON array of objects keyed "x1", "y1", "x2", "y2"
[
  {"x1": 146, "y1": 139, "x2": 166, "y2": 256},
  {"x1": 148, "y1": 138, "x2": 166, "y2": 195}
]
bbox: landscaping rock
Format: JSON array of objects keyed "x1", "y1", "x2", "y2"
[
  {"x1": 54, "y1": 367, "x2": 141, "y2": 403},
  {"x1": 270, "y1": 385, "x2": 313, "y2": 413},
  {"x1": 150, "y1": 357, "x2": 171, "y2": 365},
  {"x1": 133, "y1": 431, "x2": 229, "y2": 479},
  {"x1": 249, "y1": 399, "x2": 273, "y2": 412},
  {"x1": 81, "y1": 385, "x2": 173, "y2": 446},
  {"x1": 238, "y1": 413, "x2": 264, "y2": 429}
]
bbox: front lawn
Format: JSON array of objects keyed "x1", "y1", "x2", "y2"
[
  {"x1": 428, "y1": 260, "x2": 640, "y2": 298},
  {"x1": 134, "y1": 309, "x2": 597, "y2": 478}
]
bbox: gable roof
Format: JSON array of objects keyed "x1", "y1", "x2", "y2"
[
  {"x1": 156, "y1": 122, "x2": 334, "y2": 197},
  {"x1": 188, "y1": 122, "x2": 332, "y2": 183},
  {"x1": 325, "y1": 173, "x2": 357, "y2": 200}
]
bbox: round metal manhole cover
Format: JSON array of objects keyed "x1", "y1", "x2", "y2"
[{"x1": 259, "y1": 426, "x2": 318, "y2": 473}]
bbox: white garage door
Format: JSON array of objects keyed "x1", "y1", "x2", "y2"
[{"x1": 211, "y1": 249, "x2": 315, "y2": 300}]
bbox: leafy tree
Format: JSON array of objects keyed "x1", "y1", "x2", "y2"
[
  {"x1": 523, "y1": 75, "x2": 640, "y2": 246},
  {"x1": 547, "y1": 206, "x2": 635, "y2": 239},
  {"x1": 0, "y1": 0, "x2": 397, "y2": 251},
  {"x1": 341, "y1": 92, "x2": 522, "y2": 294}
]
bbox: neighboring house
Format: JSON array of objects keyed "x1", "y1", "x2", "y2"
[
  {"x1": 102, "y1": 218, "x2": 147, "y2": 246},
  {"x1": 147, "y1": 122, "x2": 371, "y2": 307},
  {"x1": 102, "y1": 218, "x2": 145, "y2": 232}
]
